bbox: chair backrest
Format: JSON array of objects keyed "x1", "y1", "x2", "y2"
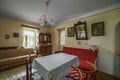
[
  {"x1": 26, "y1": 55, "x2": 32, "y2": 80},
  {"x1": 0, "y1": 48, "x2": 34, "y2": 59}
]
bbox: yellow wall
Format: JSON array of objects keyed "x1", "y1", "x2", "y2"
[
  {"x1": 0, "y1": 17, "x2": 49, "y2": 48},
  {"x1": 50, "y1": 8, "x2": 120, "y2": 75}
]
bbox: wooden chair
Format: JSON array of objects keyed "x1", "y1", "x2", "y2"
[
  {"x1": 65, "y1": 65, "x2": 83, "y2": 80},
  {"x1": 66, "y1": 58, "x2": 97, "y2": 80},
  {"x1": 26, "y1": 54, "x2": 41, "y2": 80}
]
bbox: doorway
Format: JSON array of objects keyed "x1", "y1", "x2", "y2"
[{"x1": 115, "y1": 22, "x2": 120, "y2": 78}]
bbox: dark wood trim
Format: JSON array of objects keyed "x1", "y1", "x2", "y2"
[{"x1": 21, "y1": 24, "x2": 40, "y2": 30}]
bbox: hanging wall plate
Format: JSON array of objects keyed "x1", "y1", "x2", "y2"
[{"x1": 5, "y1": 34, "x2": 10, "y2": 39}]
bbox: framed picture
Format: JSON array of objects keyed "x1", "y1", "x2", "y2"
[
  {"x1": 13, "y1": 32, "x2": 19, "y2": 38},
  {"x1": 92, "y1": 22, "x2": 104, "y2": 36},
  {"x1": 67, "y1": 27, "x2": 74, "y2": 37},
  {"x1": 74, "y1": 21, "x2": 88, "y2": 40}
]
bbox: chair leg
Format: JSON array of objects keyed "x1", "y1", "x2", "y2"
[
  {"x1": 26, "y1": 60, "x2": 29, "y2": 80},
  {"x1": 86, "y1": 73, "x2": 97, "y2": 80},
  {"x1": 93, "y1": 71, "x2": 97, "y2": 80},
  {"x1": 26, "y1": 55, "x2": 33, "y2": 80},
  {"x1": 83, "y1": 73, "x2": 94, "y2": 80}
]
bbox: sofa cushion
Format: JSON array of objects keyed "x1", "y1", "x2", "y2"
[
  {"x1": 79, "y1": 59, "x2": 94, "y2": 71},
  {"x1": 76, "y1": 49, "x2": 97, "y2": 64}
]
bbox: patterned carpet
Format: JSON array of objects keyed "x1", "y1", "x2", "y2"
[
  {"x1": 0, "y1": 65, "x2": 119, "y2": 80},
  {"x1": 0, "y1": 65, "x2": 26, "y2": 80},
  {"x1": 0, "y1": 65, "x2": 72, "y2": 80},
  {"x1": 17, "y1": 73, "x2": 73, "y2": 80},
  {"x1": 17, "y1": 72, "x2": 41, "y2": 80}
]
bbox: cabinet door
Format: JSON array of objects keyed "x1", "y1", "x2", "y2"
[
  {"x1": 39, "y1": 33, "x2": 51, "y2": 43},
  {"x1": 46, "y1": 46, "x2": 52, "y2": 55},
  {"x1": 39, "y1": 46, "x2": 46, "y2": 56}
]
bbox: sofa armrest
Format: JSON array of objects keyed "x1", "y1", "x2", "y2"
[{"x1": 55, "y1": 51, "x2": 63, "y2": 54}]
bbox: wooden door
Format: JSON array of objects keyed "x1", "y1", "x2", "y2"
[{"x1": 115, "y1": 22, "x2": 120, "y2": 78}]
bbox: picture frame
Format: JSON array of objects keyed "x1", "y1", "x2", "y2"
[
  {"x1": 67, "y1": 27, "x2": 74, "y2": 37},
  {"x1": 74, "y1": 21, "x2": 88, "y2": 40},
  {"x1": 92, "y1": 22, "x2": 104, "y2": 36},
  {"x1": 13, "y1": 32, "x2": 19, "y2": 38}
]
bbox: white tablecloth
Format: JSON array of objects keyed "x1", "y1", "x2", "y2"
[{"x1": 32, "y1": 53, "x2": 79, "y2": 80}]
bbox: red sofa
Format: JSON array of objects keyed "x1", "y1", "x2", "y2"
[
  {"x1": 56, "y1": 47, "x2": 98, "y2": 71},
  {"x1": 56, "y1": 47, "x2": 98, "y2": 80}
]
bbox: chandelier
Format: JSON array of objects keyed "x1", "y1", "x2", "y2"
[{"x1": 39, "y1": 0, "x2": 54, "y2": 26}]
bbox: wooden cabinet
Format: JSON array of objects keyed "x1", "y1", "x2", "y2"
[
  {"x1": 39, "y1": 33, "x2": 51, "y2": 43},
  {"x1": 38, "y1": 33, "x2": 52, "y2": 56},
  {"x1": 39, "y1": 45, "x2": 52, "y2": 56}
]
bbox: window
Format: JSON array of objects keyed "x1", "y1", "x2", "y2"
[
  {"x1": 60, "y1": 29, "x2": 65, "y2": 45},
  {"x1": 23, "y1": 27, "x2": 38, "y2": 49}
]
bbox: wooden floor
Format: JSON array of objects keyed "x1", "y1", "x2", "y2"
[
  {"x1": 0, "y1": 65, "x2": 26, "y2": 80},
  {"x1": 96, "y1": 71, "x2": 120, "y2": 80},
  {"x1": 0, "y1": 65, "x2": 119, "y2": 80}
]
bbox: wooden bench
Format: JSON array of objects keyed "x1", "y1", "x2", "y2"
[{"x1": 0, "y1": 48, "x2": 36, "y2": 71}]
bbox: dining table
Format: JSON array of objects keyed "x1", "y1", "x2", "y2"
[{"x1": 32, "y1": 53, "x2": 79, "y2": 80}]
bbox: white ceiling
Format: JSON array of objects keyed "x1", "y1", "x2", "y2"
[{"x1": 0, "y1": 0, "x2": 120, "y2": 26}]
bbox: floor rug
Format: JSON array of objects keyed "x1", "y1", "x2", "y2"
[{"x1": 17, "y1": 75, "x2": 73, "y2": 80}]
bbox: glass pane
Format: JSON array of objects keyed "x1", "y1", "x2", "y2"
[
  {"x1": 60, "y1": 30, "x2": 65, "y2": 45},
  {"x1": 23, "y1": 29, "x2": 37, "y2": 49}
]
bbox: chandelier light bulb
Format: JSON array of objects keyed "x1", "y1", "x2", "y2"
[{"x1": 39, "y1": 0, "x2": 54, "y2": 27}]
